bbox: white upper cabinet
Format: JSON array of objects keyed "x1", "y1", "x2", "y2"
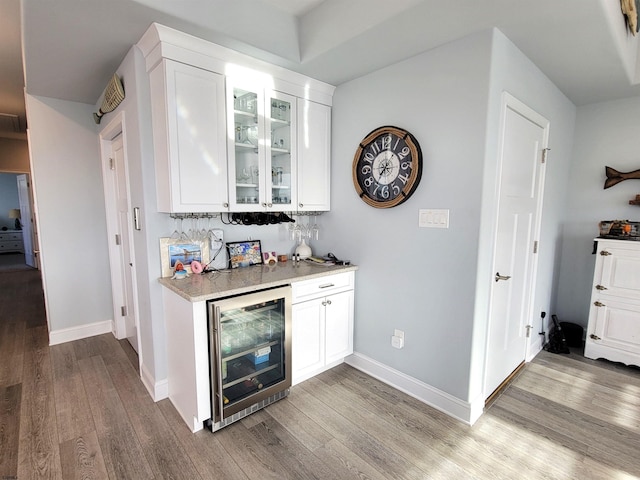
[
  {"x1": 297, "y1": 99, "x2": 331, "y2": 212},
  {"x1": 138, "y1": 23, "x2": 334, "y2": 213},
  {"x1": 149, "y1": 59, "x2": 228, "y2": 213},
  {"x1": 227, "y1": 79, "x2": 296, "y2": 212}
]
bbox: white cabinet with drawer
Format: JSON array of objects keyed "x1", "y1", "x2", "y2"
[
  {"x1": 291, "y1": 271, "x2": 355, "y2": 385},
  {"x1": 585, "y1": 239, "x2": 640, "y2": 367},
  {"x1": 0, "y1": 230, "x2": 23, "y2": 253}
]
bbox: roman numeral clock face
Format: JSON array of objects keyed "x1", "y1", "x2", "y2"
[{"x1": 352, "y1": 126, "x2": 423, "y2": 208}]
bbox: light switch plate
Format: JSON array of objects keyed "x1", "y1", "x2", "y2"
[{"x1": 419, "y1": 209, "x2": 449, "y2": 228}]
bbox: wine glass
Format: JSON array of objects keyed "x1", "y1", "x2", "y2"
[
  {"x1": 170, "y1": 216, "x2": 181, "y2": 240},
  {"x1": 187, "y1": 216, "x2": 198, "y2": 242},
  {"x1": 311, "y1": 215, "x2": 320, "y2": 241},
  {"x1": 198, "y1": 216, "x2": 208, "y2": 242},
  {"x1": 178, "y1": 217, "x2": 189, "y2": 242}
]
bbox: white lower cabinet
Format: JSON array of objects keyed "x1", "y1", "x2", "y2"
[
  {"x1": 291, "y1": 272, "x2": 354, "y2": 385},
  {"x1": 585, "y1": 239, "x2": 640, "y2": 367}
]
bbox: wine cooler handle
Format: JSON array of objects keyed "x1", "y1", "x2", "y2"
[{"x1": 214, "y1": 305, "x2": 225, "y2": 421}]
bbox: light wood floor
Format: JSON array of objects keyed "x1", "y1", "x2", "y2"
[{"x1": 2, "y1": 269, "x2": 640, "y2": 479}]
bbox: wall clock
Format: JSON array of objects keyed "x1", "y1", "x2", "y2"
[{"x1": 352, "y1": 125, "x2": 423, "y2": 208}]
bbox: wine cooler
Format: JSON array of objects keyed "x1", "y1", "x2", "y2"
[{"x1": 206, "y1": 286, "x2": 292, "y2": 431}]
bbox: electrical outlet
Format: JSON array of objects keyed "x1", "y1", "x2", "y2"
[{"x1": 391, "y1": 330, "x2": 404, "y2": 349}]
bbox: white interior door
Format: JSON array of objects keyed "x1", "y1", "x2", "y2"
[
  {"x1": 112, "y1": 135, "x2": 138, "y2": 352},
  {"x1": 484, "y1": 94, "x2": 548, "y2": 398},
  {"x1": 16, "y1": 174, "x2": 36, "y2": 267}
]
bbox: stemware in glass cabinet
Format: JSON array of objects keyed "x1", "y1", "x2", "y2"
[
  {"x1": 269, "y1": 93, "x2": 294, "y2": 208},
  {"x1": 233, "y1": 86, "x2": 260, "y2": 206}
]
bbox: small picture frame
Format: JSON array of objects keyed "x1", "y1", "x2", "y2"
[
  {"x1": 226, "y1": 240, "x2": 263, "y2": 268},
  {"x1": 160, "y1": 238, "x2": 209, "y2": 277}
]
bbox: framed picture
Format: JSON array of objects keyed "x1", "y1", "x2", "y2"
[
  {"x1": 226, "y1": 240, "x2": 263, "y2": 268},
  {"x1": 159, "y1": 238, "x2": 209, "y2": 277}
]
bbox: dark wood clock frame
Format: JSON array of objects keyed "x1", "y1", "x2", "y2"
[{"x1": 352, "y1": 125, "x2": 423, "y2": 208}]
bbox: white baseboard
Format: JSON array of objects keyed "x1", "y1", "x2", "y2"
[
  {"x1": 526, "y1": 338, "x2": 544, "y2": 362},
  {"x1": 49, "y1": 319, "x2": 114, "y2": 346},
  {"x1": 140, "y1": 362, "x2": 169, "y2": 402},
  {"x1": 345, "y1": 352, "x2": 481, "y2": 425}
]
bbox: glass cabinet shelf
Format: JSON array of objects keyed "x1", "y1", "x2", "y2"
[
  {"x1": 221, "y1": 339, "x2": 279, "y2": 362},
  {"x1": 222, "y1": 362, "x2": 281, "y2": 389}
]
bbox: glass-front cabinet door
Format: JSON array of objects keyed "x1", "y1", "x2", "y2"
[
  {"x1": 227, "y1": 78, "x2": 295, "y2": 212},
  {"x1": 228, "y1": 79, "x2": 263, "y2": 211},
  {"x1": 267, "y1": 91, "x2": 295, "y2": 210}
]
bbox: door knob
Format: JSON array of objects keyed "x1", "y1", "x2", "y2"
[{"x1": 495, "y1": 272, "x2": 511, "y2": 282}]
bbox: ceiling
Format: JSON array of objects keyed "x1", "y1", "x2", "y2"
[{"x1": 2, "y1": 0, "x2": 640, "y2": 140}]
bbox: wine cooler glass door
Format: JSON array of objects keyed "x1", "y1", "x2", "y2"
[{"x1": 210, "y1": 286, "x2": 292, "y2": 422}]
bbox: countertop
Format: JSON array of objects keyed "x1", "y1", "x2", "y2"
[{"x1": 159, "y1": 261, "x2": 358, "y2": 302}]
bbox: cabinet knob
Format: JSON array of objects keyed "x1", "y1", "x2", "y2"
[
  {"x1": 593, "y1": 301, "x2": 605, "y2": 307},
  {"x1": 223, "y1": 202, "x2": 229, "y2": 208},
  {"x1": 267, "y1": 203, "x2": 272, "y2": 208},
  {"x1": 599, "y1": 250, "x2": 612, "y2": 256},
  {"x1": 590, "y1": 334, "x2": 601, "y2": 340},
  {"x1": 299, "y1": 203, "x2": 303, "y2": 208},
  {"x1": 595, "y1": 285, "x2": 608, "y2": 290}
]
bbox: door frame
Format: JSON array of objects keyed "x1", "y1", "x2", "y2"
[
  {"x1": 98, "y1": 112, "x2": 142, "y2": 357},
  {"x1": 483, "y1": 92, "x2": 549, "y2": 398},
  {"x1": 16, "y1": 173, "x2": 36, "y2": 268}
]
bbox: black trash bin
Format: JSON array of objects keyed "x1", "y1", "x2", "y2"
[{"x1": 559, "y1": 322, "x2": 584, "y2": 348}]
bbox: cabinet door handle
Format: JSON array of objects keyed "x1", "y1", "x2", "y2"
[
  {"x1": 590, "y1": 334, "x2": 601, "y2": 340},
  {"x1": 495, "y1": 272, "x2": 511, "y2": 282},
  {"x1": 599, "y1": 250, "x2": 612, "y2": 256},
  {"x1": 319, "y1": 283, "x2": 335, "y2": 289},
  {"x1": 595, "y1": 285, "x2": 608, "y2": 290},
  {"x1": 594, "y1": 301, "x2": 605, "y2": 307}
]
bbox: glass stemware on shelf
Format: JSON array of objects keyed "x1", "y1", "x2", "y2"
[
  {"x1": 170, "y1": 216, "x2": 181, "y2": 240},
  {"x1": 288, "y1": 215, "x2": 320, "y2": 245},
  {"x1": 170, "y1": 215, "x2": 218, "y2": 244},
  {"x1": 171, "y1": 216, "x2": 190, "y2": 242}
]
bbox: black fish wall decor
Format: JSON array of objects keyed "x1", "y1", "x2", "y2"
[{"x1": 604, "y1": 166, "x2": 640, "y2": 189}]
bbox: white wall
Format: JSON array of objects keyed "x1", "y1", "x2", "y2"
[
  {"x1": 320, "y1": 28, "x2": 576, "y2": 416},
  {"x1": 25, "y1": 94, "x2": 113, "y2": 333},
  {"x1": 323, "y1": 30, "x2": 494, "y2": 403},
  {"x1": 96, "y1": 46, "x2": 171, "y2": 395},
  {"x1": 555, "y1": 96, "x2": 640, "y2": 329},
  {"x1": 470, "y1": 29, "x2": 576, "y2": 402}
]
